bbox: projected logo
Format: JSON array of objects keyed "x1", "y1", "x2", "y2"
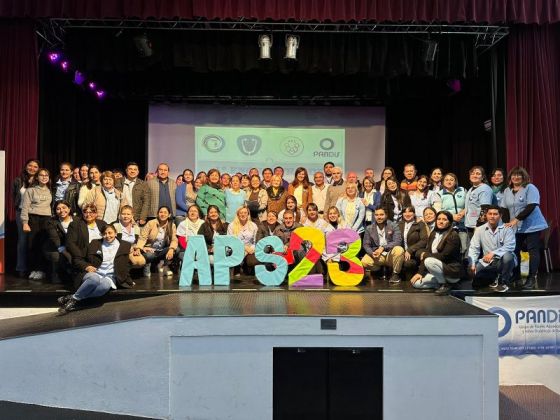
[
  {"x1": 320, "y1": 138, "x2": 335, "y2": 150},
  {"x1": 487, "y1": 306, "x2": 512, "y2": 337},
  {"x1": 202, "y1": 134, "x2": 225, "y2": 153},
  {"x1": 280, "y1": 136, "x2": 304, "y2": 157},
  {"x1": 237, "y1": 135, "x2": 262, "y2": 156}
]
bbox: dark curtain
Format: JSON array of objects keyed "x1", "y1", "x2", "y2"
[
  {"x1": 506, "y1": 24, "x2": 560, "y2": 266},
  {"x1": 1, "y1": 0, "x2": 560, "y2": 23},
  {"x1": 38, "y1": 60, "x2": 148, "y2": 176},
  {"x1": 65, "y1": 30, "x2": 477, "y2": 99},
  {"x1": 0, "y1": 20, "x2": 39, "y2": 221}
]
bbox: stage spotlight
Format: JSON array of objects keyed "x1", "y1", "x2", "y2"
[
  {"x1": 447, "y1": 79, "x2": 462, "y2": 94},
  {"x1": 88, "y1": 81, "x2": 96, "y2": 90},
  {"x1": 73, "y1": 71, "x2": 85, "y2": 85},
  {"x1": 258, "y1": 34, "x2": 273, "y2": 60},
  {"x1": 48, "y1": 52, "x2": 61, "y2": 63},
  {"x1": 95, "y1": 90, "x2": 106, "y2": 99},
  {"x1": 60, "y1": 60, "x2": 70, "y2": 71},
  {"x1": 285, "y1": 34, "x2": 300, "y2": 60},
  {"x1": 133, "y1": 33, "x2": 153, "y2": 57}
]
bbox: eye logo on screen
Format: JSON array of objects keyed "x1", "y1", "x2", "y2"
[
  {"x1": 280, "y1": 136, "x2": 304, "y2": 157},
  {"x1": 320, "y1": 138, "x2": 335, "y2": 150},
  {"x1": 202, "y1": 134, "x2": 225, "y2": 153},
  {"x1": 237, "y1": 135, "x2": 262, "y2": 156}
]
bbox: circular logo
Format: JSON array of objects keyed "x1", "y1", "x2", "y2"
[
  {"x1": 488, "y1": 306, "x2": 512, "y2": 337},
  {"x1": 320, "y1": 138, "x2": 335, "y2": 150},
  {"x1": 280, "y1": 136, "x2": 304, "y2": 157},
  {"x1": 202, "y1": 134, "x2": 225, "y2": 153}
]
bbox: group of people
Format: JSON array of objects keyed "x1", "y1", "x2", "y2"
[{"x1": 13, "y1": 158, "x2": 548, "y2": 311}]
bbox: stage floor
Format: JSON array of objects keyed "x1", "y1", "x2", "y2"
[{"x1": 0, "y1": 291, "x2": 492, "y2": 340}]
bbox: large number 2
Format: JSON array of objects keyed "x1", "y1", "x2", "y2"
[
  {"x1": 287, "y1": 227, "x2": 325, "y2": 287},
  {"x1": 325, "y1": 229, "x2": 364, "y2": 286},
  {"x1": 286, "y1": 227, "x2": 364, "y2": 287}
]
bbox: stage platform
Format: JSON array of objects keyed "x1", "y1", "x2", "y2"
[{"x1": 0, "y1": 271, "x2": 559, "y2": 307}]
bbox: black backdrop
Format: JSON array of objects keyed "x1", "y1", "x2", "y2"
[{"x1": 39, "y1": 29, "x2": 505, "y2": 183}]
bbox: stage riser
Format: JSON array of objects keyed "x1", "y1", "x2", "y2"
[{"x1": 0, "y1": 316, "x2": 498, "y2": 420}]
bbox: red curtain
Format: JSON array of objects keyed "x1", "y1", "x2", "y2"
[
  {"x1": 1, "y1": 0, "x2": 559, "y2": 23},
  {"x1": 506, "y1": 24, "x2": 560, "y2": 266},
  {"x1": 0, "y1": 20, "x2": 39, "y2": 221}
]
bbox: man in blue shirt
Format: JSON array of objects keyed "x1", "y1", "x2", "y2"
[{"x1": 468, "y1": 205, "x2": 517, "y2": 292}]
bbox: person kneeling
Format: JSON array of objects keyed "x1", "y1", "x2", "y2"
[
  {"x1": 410, "y1": 211, "x2": 462, "y2": 295},
  {"x1": 467, "y1": 206, "x2": 516, "y2": 292},
  {"x1": 361, "y1": 207, "x2": 404, "y2": 283},
  {"x1": 58, "y1": 224, "x2": 134, "y2": 314}
]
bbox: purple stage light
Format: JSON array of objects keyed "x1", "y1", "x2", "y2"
[
  {"x1": 447, "y1": 79, "x2": 462, "y2": 93},
  {"x1": 95, "y1": 90, "x2": 106, "y2": 99},
  {"x1": 48, "y1": 52, "x2": 61, "y2": 63},
  {"x1": 88, "y1": 81, "x2": 96, "y2": 90},
  {"x1": 73, "y1": 71, "x2": 85, "y2": 85},
  {"x1": 60, "y1": 60, "x2": 69, "y2": 71}
]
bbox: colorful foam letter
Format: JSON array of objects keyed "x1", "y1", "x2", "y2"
[
  {"x1": 254, "y1": 236, "x2": 288, "y2": 286},
  {"x1": 325, "y1": 228, "x2": 364, "y2": 286},
  {"x1": 179, "y1": 235, "x2": 212, "y2": 286},
  {"x1": 288, "y1": 227, "x2": 325, "y2": 287},
  {"x1": 213, "y1": 235, "x2": 245, "y2": 286}
]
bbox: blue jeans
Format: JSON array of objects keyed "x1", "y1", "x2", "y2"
[
  {"x1": 73, "y1": 272, "x2": 115, "y2": 301},
  {"x1": 413, "y1": 257, "x2": 460, "y2": 289},
  {"x1": 143, "y1": 247, "x2": 171, "y2": 265},
  {"x1": 15, "y1": 209, "x2": 27, "y2": 272},
  {"x1": 473, "y1": 252, "x2": 516, "y2": 287}
]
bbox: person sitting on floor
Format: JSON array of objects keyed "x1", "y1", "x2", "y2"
[
  {"x1": 58, "y1": 224, "x2": 134, "y2": 314},
  {"x1": 361, "y1": 206, "x2": 404, "y2": 284},
  {"x1": 410, "y1": 210, "x2": 462, "y2": 295},
  {"x1": 467, "y1": 205, "x2": 517, "y2": 292}
]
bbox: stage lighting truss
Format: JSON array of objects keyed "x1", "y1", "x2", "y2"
[{"x1": 36, "y1": 18, "x2": 509, "y2": 55}]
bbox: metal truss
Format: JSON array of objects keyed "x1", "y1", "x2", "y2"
[{"x1": 36, "y1": 18, "x2": 508, "y2": 52}]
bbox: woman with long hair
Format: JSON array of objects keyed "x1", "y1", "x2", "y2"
[
  {"x1": 197, "y1": 205, "x2": 229, "y2": 264},
  {"x1": 490, "y1": 168, "x2": 507, "y2": 207},
  {"x1": 398, "y1": 206, "x2": 428, "y2": 279},
  {"x1": 409, "y1": 174, "x2": 441, "y2": 219},
  {"x1": 227, "y1": 206, "x2": 259, "y2": 275},
  {"x1": 438, "y1": 172, "x2": 468, "y2": 253},
  {"x1": 325, "y1": 206, "x2": 347, "y2": 231},
  {"x1": 429, "y1": 167, "x2": 444, "y2": 192},
  {"x1": 21, "y1": 168, "x2": 53, "y2": 281},
  {"x1": 278, "y1": 195, "x2": 306, "y2": 224},
  {"x1": 44, "y1": 200, "x2": 74, "y2": 284},
  {"x1": 336, "y1": 183, "x2": 365, "y2": 233},
  {"x1": 380, "y1": 176, "x2": 411, "y2": 222},
  {"x1": 501, "y1": 167, "x2": 548, "y2": 289},
  {"x1": 287, "y1": 167, "x2": 313, "y2": 211},
  {"x1": 58, "y1": 224, "x2": 134, "y2": 314},
  {"x1": 113, "y1": 205, "x2": 145, "y2": 267},
  {"x1": 196, "y1": 168, "x2": 226, "y2": 219},
  {"x1": 77, "y1": 165, "x2": 101, "y2": 209},
  {"x1": 266, "y1": 174, "x2": 288, "y2": 216},
  {"x1": 225, "y1": 175, "x2": 247, "y2": 223},
  {"x1": 133, "y1": 206, "x2": 177, "y2": 277},
  {"x1": 410, "y1": 210, "x2": 462, "y2": 295},
  {"x1": 464, "y1": 166, "x2": 495, "y2": 234},
  {"x1": 374, "y1": 166, "x2": 395, "y2": 194},
  {"x1": 177, "y1": 204, "x2": 204, "y2": 258},
  {"x1": 245, "y1": 175, "x2": 268, "y2": 223},
  {"x1": 175, "y1": 168, "x2": 198, "y2": 224},
  {"x1": 12, "y1": 158, "x2": 40, "y2": 276},
  {"x1": 359, "y1": 176, "x2": 381, "y2": 229}
]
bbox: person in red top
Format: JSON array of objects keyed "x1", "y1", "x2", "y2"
[{"x1": 400, "y1": 163, "x2": 418, "y2": 194}]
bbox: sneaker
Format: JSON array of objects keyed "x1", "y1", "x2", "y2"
[
  {"x1": 495, "y1": 284, "x2": 509, "y2": 293},
  {"x1": 57, "y1": 294, "x2": 73, "y2": 306},
  {"x1": 388, "y1": 273, "x2": 401, "y2": 284},
  {"x1": 435, "y1": 284, "x2": 452, "y2": 296},
  {"x1": 28, "y1": 271, "x2": 38, "y2": 279},
  {"x1": 58, "y1": 298, "x2": 78, "y2": 314},
  {"x1": 34, "y1": 271, "x2": 46, "y2": 280},
  {"x1": 143, "y1": 264, "x2": 151, "y2": 277},
  {"x1": 489, "y1": 278, "x2": 499, "y2": 289},
  {"x1": 165, "y1": 269, "x2": 173, "y2": 277}
]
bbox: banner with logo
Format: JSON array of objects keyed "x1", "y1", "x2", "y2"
[
  {"x1": 468, "y1": 296, "x2": 560, "y2": 356},
  {"x1": 0, "y1": 151, "x2": 4, "y2": 273},
  {"x1": 195, "y1": 126, "x2": 345, "y2": 178}
]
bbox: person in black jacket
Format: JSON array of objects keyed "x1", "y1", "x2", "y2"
[
  {"x1": 44, "y1": 200, "x2": 74, "y2": 284},
  {"x1": 58, "y1": 224, "x2": 134, "y2": 313},
  {"x1": 410, "y1": 210, "x2": 462, "y2": 295},
  {"x1": 197, "y1": 205, "x2": 228, "y2": 264},
  {"x1": 398, "y1": 206, "x2": 428, "y2": 280},
  {"x1": 52, "y1": 162, "x2": 80, "y2": 215},
  {"x1": 66, "y1": 203, "x2": 108, "y2": 287}
]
